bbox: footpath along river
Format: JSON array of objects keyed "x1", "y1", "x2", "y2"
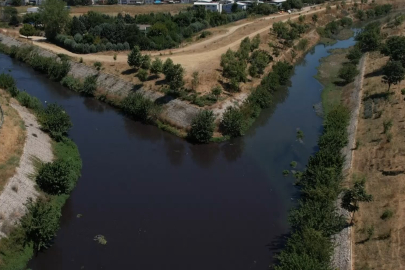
[{"x1": 0, "y1": 35, "x2": 355, "y2": 270}]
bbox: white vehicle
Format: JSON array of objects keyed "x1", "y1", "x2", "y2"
[{"x1": 27, "y1": 7, "x2": 39, "y2": 13}]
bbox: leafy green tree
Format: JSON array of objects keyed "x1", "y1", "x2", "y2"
[
  {"x1": 299, "y1": 15, "x2": 306, "y2": 23},
  {"x1": 19, "y1": 24, "x2": 36, "y2": 39},
  {"x1": 70, "y1": 16, "x2": 86, "y2": 36},
  {"x1": 21, "y1": 198, "x2": 61, "y2": 252},
  {"x1": 220, "y1": 49, "x2": 247, "y2": 83},
  {"x1": 346, "y1": 46, "x2": 363, "y2": 65},
  {"x1": 221, "y1": 106, "x2": 245, "y2": 137},
  {"x1": 141, "y1": 54, "x2": 151, "y2": 70},
  {"x1": 338, "y1": 64, "x2": 359, "y2": 84},
  {"x1": 272, "y1": 61, "x2": 293, "y2": 85},
  {"x1": 188, "y1": 110, "x2": 215, "y2": 143},
  {"x1": 191, "y1": 71, "x2": 199, "y2": 90},
  {"x1": 312, "y1": 14, "x2": 318, "y2": 24},
  {"x1": 382, "y1": 60, "x2": 405, "y2": 91},
  {"x1": 356, "y1": 9, "x2": 366, "y2": 21},
  {"x1": 36, "y1": 160, "x2": 76, "y2": 195},
  {"x1": 82, "y1": 75, "x2": 97, "y2": 96},
  {"x1": 11, "y1": 0, "x2": 22, "y2": 6},
  {"x1": 250, "y1": 34, "x2": 261, "y2": 52},
  {"x1": 231, "y1": 2, "x2": 238, "y2": 13},
  {"x1": 163, "y1": 58, "x2": 174, "y2": 76},
  {"x1": 8, "y1": 14, "x2": 20, "y2": 26},
  {"x1": 127, "y1": 46, "x2": 142, "y2": 69},
  {"x1": 272, "y1": 21, "x2": 289, "y2": 39},
  {"x1": 249, "y1": 50, "x2": 272, "y2": 76},
  {"x1": 39, "y1": 0, "x2": 70, "y2": 40},
  {"x1": 121, "y1": 92, "x2": 156, "y2": 122},
  {"x1": 137, "y1": 68, "x2": 148, "y2": 82},
  {"x1": 165, "y1": 64, "x2": 184, "y2": 90},
  {"x1": 39, "y1": 103, "x2": 73, "y2": 139},
  {"x1": 211, "y1": 86, "x2": 222, "y2": 99},
  {"x1": 382, "y1": 36, "x2": 405, "y2": 65},
  {"x1": 148, "y1": 22, "x2": 168, "y2": 37},
  {"x1": 150, "y1": 58, "x2": 163, "y2": 76},
  {"x1": 356, "y1": 22, "x2": 382, "y2": 52},
  {"x1": 341, "y1": 178, "x2": 373, "y2": 224}
]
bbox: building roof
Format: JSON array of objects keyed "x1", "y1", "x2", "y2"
[
  {"x1": 270, "y1": 0, "x2": 286, "y2": 3},
  {"x1": 136, "y1": 24, "x2": 151, "y2": 31},
  {"x1": 194, "y1": 2, "x2": 220, "y2": 5}
]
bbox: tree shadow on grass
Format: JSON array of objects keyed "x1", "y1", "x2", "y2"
[
  {"x1": 365, "y1": 66, "x2": 384, "y2": 78},
  {"x1": 121, "y1": 68, "x2": 137, "y2": 75}
]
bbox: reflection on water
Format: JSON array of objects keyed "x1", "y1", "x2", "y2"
[{"x1": 0, "y1": 35, "x2": 357, "y2": 270}]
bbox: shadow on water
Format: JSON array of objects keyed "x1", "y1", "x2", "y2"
[{"x1": 0, "y1": 34, "x2": 358, "y2": 270}]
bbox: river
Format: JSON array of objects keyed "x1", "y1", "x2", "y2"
[{"x1": 0, "y1": 36, "x2": 355, "y2": 270}]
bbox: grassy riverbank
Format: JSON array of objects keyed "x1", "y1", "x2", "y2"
[{"x1": 0, "y1": 74, "x2": 82, "y2": 270}]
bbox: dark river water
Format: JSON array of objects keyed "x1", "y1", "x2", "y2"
[{"x1": 0, "y1": 36, "x2": 355, "y2": 270}]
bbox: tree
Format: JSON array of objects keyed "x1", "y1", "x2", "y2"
[
  {"x1": 19, "y1": 24, "x2": 36, "y2": 39},
  {"x1": 298, "y1": 15, "x2": 306, "y2": 24},
  {"x1": 165, "y1": 64, "x2": 184, "y2": 90},
  {"x1": 137, "y1": 68, "x2": 148, "y2": 82},
  {"x1": 150, "y1": 58, "x2": 163, "y2": 76},
  {"x1": 382, "y1": 36, "x2": 405, "y2": 66},
  {"x1": 70, "y1": 16, "x2": 86, "y2": 36},
  {"x1": 36, "y1": 160, "x2": 75, "y2": 195},
  {"x1": 346, "y1": 46, "x2": 363, "y2": 65},
  {"x1": 191, "y1": 71, "x2": 199, "y2": 90},
  {"x1": 250, "y1": 34, "x2": 260, "y2": 52},
  {"x1": 341, "y1": 178, "x2": 373, "y2": 224},
  {"x1": 8, "y1": 15, "x2": 20, "y2": 26},
  {"x1": 21, "y1": 198, "x2": 61, "y2": 252},
  {"x1": 39, "y1": 103, "x2": 73, "y2": 139},
  {"x1": 338, "y1": 64, "x2": 359, "y2": 84},
  {"x1": 221, "y1": 106, "x2": 245, "y2": 137},
  {"x1": 211, "y1": 86, "x2": 222, "y2": 99},
  {"x1": 356, "y1": 23, "x2": 382, "y2": 52},
  {"x1": 188, "y1": 110, "x2": 215, "y2": 143},
  {"x1": 163, "y1": 58, "x2": 174, "y2": 76},
  {"x1": 140, "y1": 54, "x2": 151, "y2": 70},
  {"x1": 312, "y1": 14, "x2": 318, "y2": 24},
  {"x1": 127, "y1": 46, "x2": 142, "y2": 69},
  {"x1": 356, "y1": 10, "x2": 366, "y2": 21},
  {"x1": 231, "y1": 2, "x2": 238, "y2": 13},
  {"x1": 382, "y1": 60, "x2": 405, "y2": 91},
  {"x1": 11, "y1": 0, "x2": 22, "y2": 6},
  {"x1": 39, "y1": 0, "x2": 70, "y2": 40}
]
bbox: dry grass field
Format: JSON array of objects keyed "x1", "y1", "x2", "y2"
[
  {"x1": 350, "y1": 21, "x2": 405, "y2": 270},
  {"x1": 0, "y1": 90, "x2": 26, "y2": 192}
]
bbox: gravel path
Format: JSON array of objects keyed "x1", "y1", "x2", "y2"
[
  {"x1": 0, "y1": 103, "x2": 53, "y2": 238},
  {"x1": 331, "y1": 54, "x2": 367, "y2": 270}
]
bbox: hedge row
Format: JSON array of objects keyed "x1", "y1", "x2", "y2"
[
  {"x1": 55, "y1": 34, "x2": 130, "y2": 54},
  {"x1": 0, "y1": 74, "x2": 82, "y2": 270},
  {"x1": 274, "y1": 105, "x2": 350, "y2": 269}
]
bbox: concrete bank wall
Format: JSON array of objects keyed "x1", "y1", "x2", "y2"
[{"x1": 0, "y1": 33, "x2": 200, "y2": 129}]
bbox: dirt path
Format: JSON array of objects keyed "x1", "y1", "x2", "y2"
[
  {"x1": 0, "y1": 102, "x2": 53, "y2": 238},
  {"x1": 29, "y1": 5, "x2": 329, "y2": 72}
]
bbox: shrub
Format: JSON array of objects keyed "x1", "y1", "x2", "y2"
[
  {"x1": 163, "y1": 58, "x2": 174, "y2": 76},
  {"x1": 120, "y1": 92, "x2": 156, "y2": 122},
  {"x1": 221, "y1": 106, "x2": 245, "y2": 137},
  {"x1": 165, "y1": 64, "x2": 184, "y2": 90},
  {"x1": 47, "y1": 60, "x2": 71, "y2": 81},
  {"x1": 137, "y1": 69, "x2": 148, "y2": 82},
  {"x1": 150, "y1": 58, "x2": 163, "y2": 76},
  {"x1": 273, "y1": 61, "x2": 293, "y2": 85},
  {"x1": 20, "y1": 198, "x2": 61, "y2": 252},
  {"x1": 211, "y1": 85, "x2": 222, "y2": 99},
  {"x1": 141, "y1": 55, "x2": 151, "y2": 69},
  {"x1": 36, "y1": 160, "x2": 76, "y2": 195},
  {"x1": 82, "y1": 75, "x2": 98, "y2": 96},
  {"x1": 7, "y1": 85, "x2": 19, "y2": 97},
  {"x1": 127, "y1": 46, "x2": 142, "y2": 68},
  {"x1": 381, "y1": 209, "x2": 393, "y2": 220},
  {"x1": 39, "y1": 103, "x2": 73, "y2": 139},
  {"x1": 0, "y1": 73, "x2": 16, "y2": 89},
  {"x1": 16, "y1": 92, "x2": 42, "y2": 111},
  {"x1": 248, "y1": 86, "x2": 272, "y2": 109},
  {"x1": 94, "y1": 61, "x2": 102, "y2": 70},
  {"x1": 61, "y1": 76, "x2": 83, "y2": 92},
  {"x1": 338, "y1": 64, "x2": 359, "y2": 84},
  {"x1": 188, "y1": 110, "x2": 215, "y2": 143}
]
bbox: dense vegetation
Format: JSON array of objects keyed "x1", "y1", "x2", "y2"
[{"x1": 0, "y1": 73, "x2": 82, "y2": 270}]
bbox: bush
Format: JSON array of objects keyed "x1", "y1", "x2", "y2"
[
  {"x1": 141, "y1": 54, "x2": 151, "y2": 70},
  {"x1": 188, "y1": 110, "x2": 215, "y2": 143},
  {"x1": 137, "y1": 69, "x2": 148, "y2": 82},
  {"x1": 338, "y1": 64, "x2": 359, "y2": 84},
  {"x1": 127, "y1": 46, "x2": 142, "y2": 68},
  {"x1": 221, "y1": 106, "x2": 245, "y2": 137},
  {"x1": 273, "y1": 61, "x2": 293, "y2": 85},
  {"x1": 381, "y1": 209, "x2": 393, "y2": 220},
  {"x1": 150, "y1": 58, "x2": 163, "y2": 76},
  {"x1": 16, "y1": 91, "x2": 42, "y2": 111},
  {"x1": 6, "y1": 85, "x2": 19, "y2": 97},
  {"x1": 61, "y1": 75, "x2": 83, "y2": 92},
  {"x1": 36, "y1": 160, "x2": 76, "y2": 195},
  {"x1": 163, "y1": 58, "x2": 174, "y2": 75},
  {"x1": 0, "y1": 73, "x2": 16, "y2": 89},
  {"x1": 39, "y1": 103, "x2": 73, "y2": 139},
  {"x1": 248, "y1": 86, "x2": 272, "y2": 109},
  {"x1": 165, "y1": 64, "x2": 184, "y2": 90},
  {"x1": 47, "y1": 60, "x2": 71, "y2": 81},
  {"x1": 20, "y1": 198, "x2": 61, "y2": 252},
  {"x1": 120, "y1": 92, "x2": 156, "y2": 122},
  {"x1": 82, "y1": 75, "x2": 98, "y2": 96},
  {"x1": 94, "y1": 61, "x2": 102, "y2": 70}
]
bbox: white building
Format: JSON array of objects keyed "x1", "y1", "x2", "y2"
[{"x1": 193, "y1": 2, "x2": 222, "y2": 13}]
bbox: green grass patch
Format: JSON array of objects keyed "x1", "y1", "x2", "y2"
[{"x1": 321, "y1": 83, "x2": 342, "y2": 114}]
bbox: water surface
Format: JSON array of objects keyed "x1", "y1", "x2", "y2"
[{"x1": 0, "y1": 36, "x2": 356, "y2": 270}]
